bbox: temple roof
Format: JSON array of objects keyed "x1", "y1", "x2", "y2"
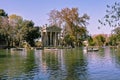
[{"x1": 41, "y1": 25, "x2": 62, "y2": 32}]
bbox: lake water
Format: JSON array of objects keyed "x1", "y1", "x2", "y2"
[{"x1": 0, "y1": 47, "x2": 120, "y2": 80}]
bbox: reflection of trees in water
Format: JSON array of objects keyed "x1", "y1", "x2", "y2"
[
  {"x1": 41, "y1": 48, "x2": 88, "y2": 80},
  {"x1": 42, "y1": 50, "x2": 61, "y2": 80},
  {"x1": 0, "y1": 49, "x2": 88, "y2": 80},
  {"x1": 98, "y1": 48, "x2": 105, "y2": 58},
  {"x1": 0, "y1": 50, "x2": 37, "y2": 80},
  {"x1": 107, "y1": 47, "x2": 120, "y2": 69},
  {"x1": 64, "y1": 48, "x2": 88, "y2": 80},
  {"x1": 44, "y1": 51, "x2": 59, "y2": 70},
  {"x1": 24, "y1": 51, "x2": 36, "y2": 72},
  {"x1": 0, "y1": 50, "x2": 26, "y2": 79},
  {"x1": 113, "y1": 48, "x2": 120, "y2": 68}
]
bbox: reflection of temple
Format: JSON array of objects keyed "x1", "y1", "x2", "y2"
[{"x1": 40, "y1": 25, "x2": 62, "y2": 47}]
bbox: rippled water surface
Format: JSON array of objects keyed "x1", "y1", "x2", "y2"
[{"x1": 0, "y1": 47, "x2": 120, "y2": 80}]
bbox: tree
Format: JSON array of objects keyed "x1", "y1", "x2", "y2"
[
  {"x1": 0, "y1": 9, "x2": 10, "y2": 47},
  {"x1": 98, "y1": 2, "x2": 120, "y2": 27},
  {"x1": 0, "y1": 9, "x2": 8, "y2": 16},
  {"x1": 75, "y1": 26, "x2": 88, "y2": 46},
  {"x1": 9, "y1": 15, "x2": 40, "y2": 47},
  {"x1": 109, "y1": 27, "x2": 120, "y2": 46},
  {"x1": 112, "y1": 27, "x2": 120, "y2": 34},
  {"x1": 22, "y1": 20, "x2": 40, "y2": 46},
  {"x1": 0, "y1": 9, "x2": 40, "y2": 48},
  {"x1": 109, "y1": 34, "x2": 118, "y2": 46},
  {"x1": 9, "y1": 14, "x2": 24, "y2": 47},
  {"x1": 88, "y1": 35, "x2": 95, "y2": 46},
  {"x1": 98, "y1": 2, "x2": 120, "y2": 46},
  {"x1": 64, "y1": 34, "x2": 75, "y2": 47},
  {"x1": 48, "y1": 8, "x2": 90, "y2": 46},
  {"x1": 93, "y1": 34, "x2": 106, "y2": 46}
]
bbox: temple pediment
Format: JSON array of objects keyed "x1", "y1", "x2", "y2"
[{"x1": 46, "y1": 25, "x2": 62, "y2": 32}]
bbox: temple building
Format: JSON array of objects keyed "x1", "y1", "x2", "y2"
[{"x1": 40, "y1": 25, "x2": 62, "y2": 47}]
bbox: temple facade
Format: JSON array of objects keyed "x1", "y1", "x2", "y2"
[{"x1": 40, "y1": 25, "x2": 62, "y2": 47}]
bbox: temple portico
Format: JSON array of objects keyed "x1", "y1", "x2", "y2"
[{"x1": 40, "y1": 25, "x2": 61, "y2": 47}]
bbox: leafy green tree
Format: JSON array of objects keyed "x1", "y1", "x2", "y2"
[
  {"x1": 88, "y1": 35, "x2": 95, "y2": 46},
  {"x1": 93, "y1": 34, "x2": 106, "y2": 46},
  {"x1": 0, "y1": 9, "x2": 8, "y2": 16},
  {"x1": 22, "y1": 20, "x2": 40, "y2": 46},
  {"x1": 109, "y1": 34, "x2": 118, "y2": 46},
  {"x1": 112, "y1": 27, "x2": 120, "y2": 41},
  {"x1": 64, "y1": 34, "x2": 75, "y2": 47},
  {"x1": 0, "y1": 9, "x2": 40, "y2": 48},
  {"x1": 9, "y1": 14, "x2": 40, "y2": 47},
  {"x1": 76, "y1": 27, "x2": 88, "y2": 46},
  {"x1": 109, "y1": 27, "x2": 120, "y2": 46}
]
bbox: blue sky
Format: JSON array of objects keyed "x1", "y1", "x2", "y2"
[{"x1": 0, "y1": 0, "x2": 119, "y2": 35}]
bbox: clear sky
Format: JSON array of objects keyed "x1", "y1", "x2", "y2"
[{"x1": 0, "y1": 0, "x2": 119, "y2": 35}]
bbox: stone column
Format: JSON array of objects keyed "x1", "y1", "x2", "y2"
[
  {"x1": 43, "y1": 32, "x2": 45, "y2": 46},
  {"x1": 46, "y1": 32, "x2": 48, "y2": 46},
  {"x1": 50, "y1": 32, "x2": 52, "y2": 46},
  {"x1": 56, "y1": 32, "x2": 58, "y2": 46},
  {"x1": 55, "y1": 32, "x2": 57, "y2": 47},
  {"x1": 41, "y1": 32, "x2": 44, "y2": 47}
]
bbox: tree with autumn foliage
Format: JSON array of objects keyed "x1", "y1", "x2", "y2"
[{"x1": 48, "y1": 7, "x2": 90, "y2": 47}]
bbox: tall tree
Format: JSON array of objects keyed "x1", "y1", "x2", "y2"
[
  {"x1": 48, "y1": 8, "x2": 89, "y2": 46},
  {"x1": 0, "y1": 9, "x2": 8, "y2": 34},
  {"x1": 9, "y1": 15, "x2": 40, "y2": 47},
  {"x1": 0, "y1": 9, "x2": 10, "y2": 47},
  {"x1": 9, "y1": 14, "x2": 23, "y2": 47},
  {"x1": 22, "y1": 20, "x2": 40, "y2": 46}
]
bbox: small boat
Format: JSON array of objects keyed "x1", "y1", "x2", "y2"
[
  {"x1": 87, "y1": 48, "x2": 99, "y2": 52},
  {"x1": 11, "y1": 48, "x2": 26, "y2": 51},
  {"x1": 35, "y1": 47, "x2": 43, "y2": 50},
  {"x1": 92, "y1": 48, "x2": 99, "y2": 51}
]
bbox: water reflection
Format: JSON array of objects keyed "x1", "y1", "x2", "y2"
[
  {"x1": 33, "y1": 48, "x2": 88, "y2": 80},
  {"x1": 86, "y1": 47, "x2": 120, "y2": 80},
  {"x1": 1, "y1": 47, "x2": 120, "y2": 80},
  {"x1": 0, "y1": 50, "x2": 37, "y2": 80},
  {"x1": 111, "y1": 48, "x2": 120, "y2": 69}
]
